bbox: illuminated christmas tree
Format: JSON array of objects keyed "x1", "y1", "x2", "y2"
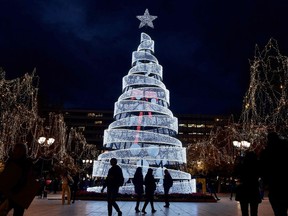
[{"x1": 89, "y1": 9, "x2": 195, "y2": 194}]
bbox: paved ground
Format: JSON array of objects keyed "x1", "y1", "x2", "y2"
[{"x1": 7, "y1": 193, "x2": 274, "y2": 216}]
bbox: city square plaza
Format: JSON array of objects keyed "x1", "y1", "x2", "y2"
[{"x1": 7, "y1": 192, "x2": 274, "y2": 216}]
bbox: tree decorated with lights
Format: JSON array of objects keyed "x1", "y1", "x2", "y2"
[
  {"x1": 186, "y1": 38, "x2": 288, "y2": 176},
  {"x1": 0, "y1": 68, "x2": 92, "y2": 175},
  {"x1": 239, "y1": 38, "x2": 288, "y2": 142},
  {"x1": 90, "y1": 9, "x2": 195, "y2": 194},
  {"x1": 0, "y1": 68, "x2": 40, "y2": 161}
]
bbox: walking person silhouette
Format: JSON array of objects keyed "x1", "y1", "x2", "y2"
[
  {"x1": 207, "y1": 177, "x2": 220, "y2": 201},
  {"x1": 101, "y1": 158, "x2": 124, "y2": 216},
  {"x1": 141, "y1": 168, "x2": 157, "y2": 214},
  {"x1": 229, "y1": 176, "x2": 236, "y2": 200},
  {"x1": 260, "y1": 132, "x2": 288, "y2": 216},
  {"x1": 163, "y1": 169, "x2": 173, "y2": 208},
  {"x1": 132, "y1": 167, "x2": 144, "y2": 213},
  {"x1": 70, "y1": 172, "x2": 80, "y2": 204},
  {"x1": 234, "y1": 151, "x2": 262, "y2": 216}
]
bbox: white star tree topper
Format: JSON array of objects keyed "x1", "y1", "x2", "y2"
[{"x1": 137, "y1": 9, "x2": 157, "y2": 29}]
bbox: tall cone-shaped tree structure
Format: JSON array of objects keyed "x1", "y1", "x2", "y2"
[{"x1": 89, "y1": 32, "x2": 195, "y2": 194}]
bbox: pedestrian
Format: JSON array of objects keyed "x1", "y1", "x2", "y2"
[
  {"x1": 60, "y1": 171, "x2": 74, "y2": 205},
  {"x1": 141, "y1": 168, "x2": 157, "y2": 214},
  {"x1": 52, "y1": 177, "x2": 59, "y2": 194},
  {"x1": 207, "y1": 177, "x2": 220, "y2": 201},
  {"x1": 259, "y1": 132, "x2": 288, "y2": 216},
  {"x1": 101, "y1": 158, "x2": 124, "y2": 216},
  {"x1": 70, "y1": 172, "x2": 80, "y2": 204},
  {"x1": 234, "y1": 150, "x2": 262, "y2": 216},
  {"x1": 258, "y1": 177, "x2": 265, "y2": 200},
  {"x1": 0, "y1": 143, "x2": 40, "y2": 216},
  {"x1": 37, "y1": 176, "x2": 46, "y2": 199},
  {"x1": 229, "y1": 176, "x2": 236, "y2": 200},
  {"x1": 163, "y1": 169, "x2": 173, "y2": 208},
  {"x1": 132, "y1": 167, "x2": 144, "y2": 213}
]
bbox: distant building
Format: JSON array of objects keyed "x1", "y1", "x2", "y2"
[
  {"x1": 61, "y1": 109, "x2": 230, "y2": 149},
  {"x1": 62, "y1": 109, "x2": 113, "y2": 148},
  {"x1": 176, "y1": 114, "x2": 231, "y2": 147}
]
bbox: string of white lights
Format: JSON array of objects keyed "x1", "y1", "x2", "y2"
[
  {"x1": 186, "y1": 38, "x2": 288, "y2": 175},
  {"x1": 240, "y1": 38, "x2": 288, "y2": 136},
  {"x1": 0, "y1": 68, "x2": 91, "y2": 174},
  {"x1": 0, "y1": 69, "x2": 39, "y2": 160},
  {"x1": 108, "y1": 115, "x2": 178, "y2": 133}
]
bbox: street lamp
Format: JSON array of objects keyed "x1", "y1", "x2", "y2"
[
  {"x1": 37, "y1": 136, "x2": 55, "y2": 178},
  {"x1": 82, "y1": 159, "x2": 93, "y2": 180},
  {"x1": 82, "y1": 159, "x2": 93, "y2": 164},
  {"x1": 233, "y1": 140, "x2": 251, "y2": 156},
  {"x1": 38, "y1": 137, "x2": 55, "y2": 146}
]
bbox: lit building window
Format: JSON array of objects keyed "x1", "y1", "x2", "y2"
[{"x1": 88, "y1": 113, "x2": 96, "y2": 117}]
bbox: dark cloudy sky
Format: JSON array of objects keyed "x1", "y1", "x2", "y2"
[{"x1": 1, "y1": 0, "x2": 288, "y2": 115}]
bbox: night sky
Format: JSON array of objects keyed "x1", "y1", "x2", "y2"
[{"x1": 1, "y1": 0, "x2": 288, "y2": 116}]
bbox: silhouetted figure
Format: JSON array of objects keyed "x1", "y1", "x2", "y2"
[
  {"x1": 101, "y1": 158, "x2": 124, "y2": 216},
  {"x1": 229, "y1": 177, "x2": 236, "y2": 200},
  {"x1": 207, "y1": 177, "x2": 220, "y2": 201},
  {"x1": 234, "y1": 151, "x2": 262, "y2": 216},
  {"x1": 0, "y1": 143, "x2": 40, "y2": 216},
  {"x1": 258, "y1": 177, "x2": 265, "y2": 200},
  {"x1": 142, "y1": 168, "x2": 157, "y2": 214},
  {"x1": 38, "y1": 176, "x2": 46, "y2": 199},
  {"x1": 260, "y1": 132, "x2": 288, "y2": 216},
  {"x1": 52, "y1": 177, "x2": 59, "y2": 194},
  {"x1": 132, "y1": 167, "x2": 144, "y2": 213},
  {"x1": 70, "y1": 172, "x2": 80, "y2": 203},
  {"x1": 163, "y1": 169, "x2": 173, "y2": 208}
]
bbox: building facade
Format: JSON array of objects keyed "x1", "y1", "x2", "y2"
[{"x1": 62, "y1": 109, "x2": 230, "y2": 149}]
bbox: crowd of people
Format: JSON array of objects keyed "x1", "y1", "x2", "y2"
[
  {"x1": 232, "y1": 131, "x2": 288, "y2": 216},
  {"x1": 0, "y1": 131, "x2": 287, "y2": 216},
  {"x1": 0, "y1": 142, "x2": 82, "y2": 216},
  {"x1": 100, "y1": 158, "x2": 174, "y2": 215}
]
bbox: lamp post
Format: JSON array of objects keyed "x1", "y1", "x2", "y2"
[
  {"x1": 232, "y1": 140, "x2": 251, "y2": 156},
  {"x1": 82, "y1": 159, "x2": 93, "y2": 180},
  {"x1": 38, "y1": 137, "x2": 55, "y2": 147},
  {"x1": 38, "y1": 136, "x2": 55, "y2": 178},
  {"x1": 82, "y1": 159, "x2": 93, "y2": 164}
]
